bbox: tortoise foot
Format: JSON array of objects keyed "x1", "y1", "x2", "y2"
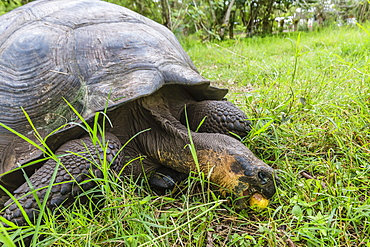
[
  {"x1": 149, "y1": 166, "x2": 188, "y2": 189},
  {"x1": 2, "y1": 133, "x2": 122, "y2": 225}
]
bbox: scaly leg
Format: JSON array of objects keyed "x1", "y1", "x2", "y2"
[
  {"x1": 3, "y1": 133, "x2": 122, "y2": 225},
  {"x1": 181, "y1": 100, "x2": 251, "y2": 138}
]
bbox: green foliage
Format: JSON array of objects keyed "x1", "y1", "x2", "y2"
[
  {"x1": 2, "y1": 0, "x2": 370, "y2": 39},
  {"x1": 104, "y1": 0, "x2": 163, "y2": 23},
  {"x1": 0, "y1": 0, "x2": 22, "y2": 15}
]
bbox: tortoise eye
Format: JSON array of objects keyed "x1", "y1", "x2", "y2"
[{"x1": 258, "y1": 171, "x2": 269, "y2": 185}]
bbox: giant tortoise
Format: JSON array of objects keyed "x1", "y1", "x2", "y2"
[{"x1": 0, "y1": 0, "x2": 277, "y2": 225}]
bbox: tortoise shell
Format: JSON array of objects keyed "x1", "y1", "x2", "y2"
[{"x1": 0, "y1": 0, "x2": 226, "y2": 192}]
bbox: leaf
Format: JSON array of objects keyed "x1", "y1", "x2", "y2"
[
  {"x1": 139, "y1": 195, "x2": 152, "y2": 205},
  {"x1": 251, "y1": 119, "x2": 274, "y2": 137},
  {"x1": 292, "y1": 204, "x2": 303, "y2": 218}
]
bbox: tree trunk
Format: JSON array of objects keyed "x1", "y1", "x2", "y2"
[
  {"x1": 240, "y1": 6, "x2": 247, "y2": 27},
  {"x1": 279, "y1": 19, "x2": 284, "y2": 32},
  {"x1": 245, "y1": 0, "x2": 259, "y2": 36},
  {"x1": 160, "y1": 0, "x2": 172, "y2": 30},
  {"x1": 219, "y1": 0, "x2": 236, "y2": 39},
  {"x1": 293, "y1": 19, "x2": 299, "y2": 32},
  {"x1": 357, "y1": 1, "x2": 370, "y2": 22},
  {"x1": 261, "y1": 0, "x2": 274, "y2": 34},
  {"x1": 229, "y1": 10, "x2": 236, "y2": 39}
]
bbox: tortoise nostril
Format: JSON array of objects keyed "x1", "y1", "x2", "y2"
[{"x1": 258, "y1": 171, "x2": 269, "y2": 185}]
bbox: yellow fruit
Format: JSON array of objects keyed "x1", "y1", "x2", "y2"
[{"x1": 249, "y1": 193, "x2": 269, "y2": 208}]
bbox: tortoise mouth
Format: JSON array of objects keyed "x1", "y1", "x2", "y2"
[
  {"x1": 241, "y1": 173, "x2": 279, "y2": 199},
  {"x1": 242, "y1": 187, "x2": 258, "y2": 197},
  {"x1": 242, "y1": 185, "x2": 275, "y2": 199},
  {"x1": 243, "y1": 189, "x2": 250, "y2": 197}
]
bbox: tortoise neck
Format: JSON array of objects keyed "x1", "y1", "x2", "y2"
[{"x1": 138, "y1": 95, "x2": 249, "y2": 188}]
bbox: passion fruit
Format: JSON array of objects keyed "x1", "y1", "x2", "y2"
[{"x1": 249, "y1": 193, "x2": 269, "y2": 208}]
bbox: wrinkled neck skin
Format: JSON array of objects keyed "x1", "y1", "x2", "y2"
[{"x1": 107, "y1": 87, "x2": 276, "y2": 199}]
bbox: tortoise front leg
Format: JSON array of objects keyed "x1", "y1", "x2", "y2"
[
  {"x1": 181, "y1": 100, "x2": 252, "y2": 138},
  {"x1": 3, "y1": 133, "x2": 122, "y2": 226}
]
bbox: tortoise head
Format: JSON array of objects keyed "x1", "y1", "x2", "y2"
[
  {"x1": 193, "y1": 135, "x2": 278, "y2": 203},
  {"x1": 231, "y1": 155, "x2": 277, "y2": 199}
]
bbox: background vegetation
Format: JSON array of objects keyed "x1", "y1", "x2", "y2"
[
  {"x1": 0, "y1": 0, "x2": 369, "y2": 246},
  {"x1": 1, "y1": 0, "x2": 370, "y2": 39}
]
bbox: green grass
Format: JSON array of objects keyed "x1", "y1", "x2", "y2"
[
  {"x1": 1, "y1": 26, "x2": 370, "y2": 246},
  {"x1": 184, "y1": 25, "x2": 370, "y2": 246}
]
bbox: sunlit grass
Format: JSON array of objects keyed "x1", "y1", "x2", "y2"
[{"x1": 185, "y1": 25, "x2": 370, "y2": 246}]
